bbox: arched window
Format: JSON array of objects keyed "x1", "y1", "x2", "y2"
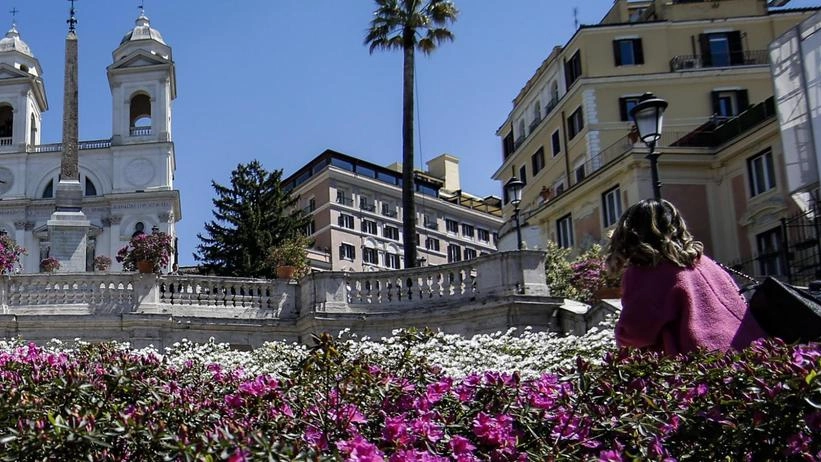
[
  {"x1": 29, "y1": 113, "x2": 36, "y2": 146},
  {"x1": 42, "y1": 179, "x2": 53, "y2": 198},
  {"x1": 0, "y1": 105, "x2": 13, "y2": 142},
  {"x1": 19, "y1": 64, "x2": 28, "y2": 73},
  {"x1": 84, "y1": 177, "x2": 97, "y2": 196},
  {"x1": 132, "y1": 221, "x2": 145, "y2": 238},
  {"x1": 129, "y1": 93, "x2": 151, "y2": 136}
]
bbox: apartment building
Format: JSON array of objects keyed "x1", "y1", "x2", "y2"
[
  {"x1": 493, "y1": 0, "x2": 818, "y2": 270},
  {"x1": 283, "y1": 150, "x2": 503, "y2": 272}
]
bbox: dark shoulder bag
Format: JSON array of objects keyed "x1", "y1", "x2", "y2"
[
  {"x1": 719, "y1": 262, "x2": 821, "y2": 343},
  {"x1": 747, "y1": 277, "x2": 821, "y2": 344}
]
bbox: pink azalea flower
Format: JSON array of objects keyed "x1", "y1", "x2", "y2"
[{"x1": 336, "y1": 435, "x2": 385, "y2": 462}]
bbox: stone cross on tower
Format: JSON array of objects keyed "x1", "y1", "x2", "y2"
[{"x1": 48, "y1": 0, "x2": 90, "y2": 272}]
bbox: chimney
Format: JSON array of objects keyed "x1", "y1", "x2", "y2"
[{"x1": 426, "y1": 154, "x2": 460, "y2": 194}]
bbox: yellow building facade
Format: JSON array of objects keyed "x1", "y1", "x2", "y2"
[{"x1": 494, "y1": 0, "x2": 818, "y2": 278}]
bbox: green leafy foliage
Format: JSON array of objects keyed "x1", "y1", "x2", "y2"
[{"x1": 194, "y1": 160, "x2": 311, "y2": 278}]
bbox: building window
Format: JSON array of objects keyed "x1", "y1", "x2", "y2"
[
  {"x1": 552, "y1": 130, "x2": 561, "y2": 157},
  {"x1": 362, "y1": 219, "x2": 377, "y2": 235},
  {"x1": 517, "y1": 119, "x2": 526, "y2": 142},
  {"x1": 711, "y1": 89, "x2": 748, "y2": 118},
  {"x1": 446, "y1": 219, "x2": 459, "y2": 233},
  {"x1": 336, "y1": 190, "x2": 352, "y2": 206},
  {"x1": 519, "y1": 165, "x2": 527, "y2": 185},
  {"x1": 619, "y1": 96, "x2": 642, "y2": 122},
  {"x1": 84, "y1": 177, "x2": 97, "y2": 196},
  {"x1": 461, "y1": 224, "x2": 475, "y2": 238},
  {"x1": 747, "y1": 148, "x2": 776, "y2": 197},
  {"x1": 699, "y1": 31, "x2": 743, "y2": 67},
  {"x1": 503, "y1": 132, "x2": 515, "y2": 160},
  {"x1": 530, "y1": 102, "x2": 542, "y2": 132},
  {"x1": 756, "y1": 227, "x2": 785, "y2": 276},
  {"x1": 384, "y1": 225, "x2": 400, "y2": 241},
  {"x1": 574, "y1": 161, "x2": 586, "y2": 184},
  {"x1": 531, "y1": 147, "x2": 545, "y2": 175},
  {"x1": 567, "y1": 107, "x2": 584, "y2": 140},
  {"x1": 359, "y1": 196, "x2": 375, "y2": 212},
  {"x1": 338, "y1": 213, "x2": 354, "y2": 229},
  {"x1": 553, "y1": 179, "x2": 566, "y2": 196},
  {"x1": 557, "y1": 214, "x2": 574, "y2": 248},
  {"x1": 564, "y1": 50, "x2": 582, "y2": 89},
  {"x1": 339, "y1": 243, "x2": 355, "y2": 261},
  {"x1": 385, "y1": 253, "x2": 400, "y2": 269},
  {"x1": 305, "y1": 220, "x2": 316, "y2": 236},
  {"x1": 363, "y1": 247, "x2": 379, "y2": 265},
  {"x1": 381, "y1": 203, "x2": 397, "y2": 217},
  {"x1": 447, "y1": 244, "x2": 462, "y2": 263},
  {"x1": 464, "y1": 248, "x2": 477, "y2": 260},
  {"x1": 477, "y1": 228, "x2": 490, "y2": 242},
  {"x1": 602, "y1": 186, "x2": 622, "y2": 228},
  {"x1": 613, "y1": 38, "x2": 643, "y2": 66},
  {"x1": 425, "y1": 237, "x2": 440, "y2": 252}
]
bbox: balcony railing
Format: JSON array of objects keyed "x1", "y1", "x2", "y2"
[
  {"x1": 29, "y1": 139, "x2": 113, "y2": 153},
  {"x1": 529, "y1": 116, "x2": 542, "y2": 133},
  {"x1": 360, "y1": 203, "x2": 376, "y2": 212},
  {"x1": 424, "y1": 221, "x2": 438, "y2": 231},
  {"x1": 566, "y1": 130, "x2": 693, "y2": 189},
  {"x1": 670, "y1": 50, "x2": 768, "y2": 72},
  {"x1": 382, "y1": 206, "x2": 397, "y2": 218},
  {"x1": 514, "y1": 136, "x2": 525, "y2": 150},
  {"x1": 130, "y1": 126, "x2": 152, "y2": 137},
  {"x1": 0, "y1": 137, "x2": 11, "y2": 146},
  {"x1": 336, "y1": 197, "x2": 353, "y2": 206},
  {"x1": 671, "y1": 97, "x2": 776, "y2": 148}
]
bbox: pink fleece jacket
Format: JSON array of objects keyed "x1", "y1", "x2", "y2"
[{"x1": 615, "y1": 255, "x2": 766, "y2": 355}]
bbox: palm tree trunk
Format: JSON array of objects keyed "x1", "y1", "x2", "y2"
[{"x1": 401, "y1": 36, "x2": 417, "y2": 269}]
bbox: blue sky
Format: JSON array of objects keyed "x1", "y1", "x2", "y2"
[{"x1": 8, "y1": 0, "x2": 820, "y2": 264}]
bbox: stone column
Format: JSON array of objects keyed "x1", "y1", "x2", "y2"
[{"x1": 104, "y1": 215, "x2": 122, "y2": 266}]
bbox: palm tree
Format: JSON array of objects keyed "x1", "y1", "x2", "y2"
[{"x1": 365, "y1": 0, "x2": 458, "y2": 269}]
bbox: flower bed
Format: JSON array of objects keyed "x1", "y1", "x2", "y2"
[{"x1": 0, "y1": 325, "x2": 817, "y2": 460}]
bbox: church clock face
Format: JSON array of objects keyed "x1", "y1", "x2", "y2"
[{"x1": 0, "y1": 168, "x2": 14, "y2": 195}]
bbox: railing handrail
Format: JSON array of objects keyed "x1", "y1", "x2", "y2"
[
  {"x1": 670, "y1": 49, "x2": 768, "y2": 72},
  {"x1": 29, "y1": 139, "x2": 113, "y2": 153}
]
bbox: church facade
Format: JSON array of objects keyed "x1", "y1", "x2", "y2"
[{"x1": 0, "y1": 12, "x2": 180, "y2": 273}]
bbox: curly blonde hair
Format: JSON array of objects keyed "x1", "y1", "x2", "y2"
[{"x1": 606, "y1": 199, "x2": 703, "y2": 273}]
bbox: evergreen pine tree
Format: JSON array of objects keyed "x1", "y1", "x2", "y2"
[{"x1": 194, "y1": 160, "x2": 310, "y2": 278}]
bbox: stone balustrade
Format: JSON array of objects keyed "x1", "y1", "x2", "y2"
[{"x1": 0, "y1": 251, "x2": 603, "y2": 348}]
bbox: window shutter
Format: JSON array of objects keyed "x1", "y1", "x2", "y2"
[
  {"x1": 728, "y1": 31, "x2": 743, "y2": 65},
  {"x1": 698, "y1": 34, "x2": 712, "y2": 66},
  {"x1": 737, "y1": 89, "x2": 749, "y2": 113},
  {"x1": 634, "y1": 38, "x2": 644, "y2": 65},
  {"x1": 711, "y1": 91, "x2": 721, "y2": 116},
  {"x1": 338, "y1": 215, "x2": 343, "y2": 227},
  {"x1": 613, "y1": 40, "x2": 622, "y2": 66},
  {"x1": 338, "y1": 245, "x2": 344, "y2": 260},
  {"x1": 619, "y1": 97, "x2": 628, "y2": 121},
  {"x1": 564, "y1": 58, "x2": 572, "y2": 90}
]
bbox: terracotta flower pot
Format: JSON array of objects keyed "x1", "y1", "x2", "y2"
[
  {"x1": 276, "y1": 265, "x2": 296, "y2": 280},
  {"x1": 137, "y1": 260, "x2": 155, "y2": 274}
]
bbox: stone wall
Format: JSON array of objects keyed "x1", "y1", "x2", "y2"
[{"x1": 0, "y1": 251, "x2": 601, "y2": 348}]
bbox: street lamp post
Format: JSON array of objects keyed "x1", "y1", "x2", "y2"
[
  {"x1": 505, "y1": 177, "x2": 524, "y2": 250},
  {"x1": 629, "y1": 92, "x2": 668, "y2": 201}
]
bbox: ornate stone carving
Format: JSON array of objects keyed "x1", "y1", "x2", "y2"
[
  {"x1": 108, "y1": 215, "x2": 123, "y2": 225},
  {"x1": 158, "y1": 212, "x2": 172, "y2": 223}
]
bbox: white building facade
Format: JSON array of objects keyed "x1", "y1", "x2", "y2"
[{"x1": 0, "y1": 13, "x2": 180, "y2": 272}]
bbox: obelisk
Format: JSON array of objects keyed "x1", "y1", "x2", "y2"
[{"x1": 47, "y1": 0, "x2": 90, "y2": 272}]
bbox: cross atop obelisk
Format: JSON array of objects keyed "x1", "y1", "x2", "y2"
[{"x1": 48, "y1": 0, "x2": 89, "y2": 272}]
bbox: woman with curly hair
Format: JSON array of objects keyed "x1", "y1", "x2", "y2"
[{"x1": 606, "y1": 199, "x2": 765, "y2": 355}]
